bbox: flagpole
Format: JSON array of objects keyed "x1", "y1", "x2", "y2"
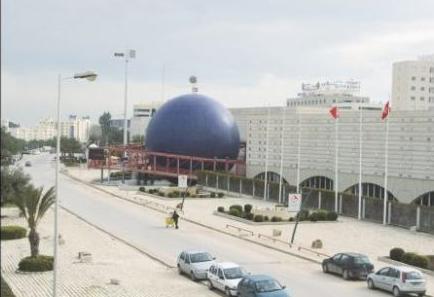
[
  {"x1": 296, "y1": 112, "x2": 301, "y2": 194},
  {"x1": 334, "y1": 112, "x2": 339, "y2": 212},
  {"x1": 264, "y1": 104, "x2": 270, "y2": 201},
  {"x1": 358, "y1": 104, "x2": 363, "y2": 220},
  {"x1": 278, "y1": 106, "x2": 286, "y2": 203},
  {"x1": 383, "y1": 114, "x2": 389, "y2": 225}
]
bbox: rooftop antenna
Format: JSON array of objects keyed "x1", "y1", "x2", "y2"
[{"x1": 189, "y1": 75, "x2": 198, "y2": 93}]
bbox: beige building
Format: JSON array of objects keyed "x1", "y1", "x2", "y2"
[
  {"x1": 9, "y1": 115, "x2": 91, "y2": 143},
  {"x1": 392, "y1": 55, "x2": 434, "y2": 111},
  {"x1": 129, "y1": 101, "x2": 163, "y2": 140}
]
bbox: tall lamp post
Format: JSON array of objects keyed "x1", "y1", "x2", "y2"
[{"x1": 54, "y1": 71, "x2": 97, "y2": 297}]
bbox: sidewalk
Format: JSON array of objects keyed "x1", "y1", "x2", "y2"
[
  {"x1": 0, "y1": 207, "x2": 215, "y2": 297},
  {"x1": 65, "y1": 167, "x2": 434, "y2": 295}
]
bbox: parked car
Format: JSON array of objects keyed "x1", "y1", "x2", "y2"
[
  {"x1": 177, "y1": 250, "x2": 215, "y2": 281},
  {"x1": 25, "y1": 161, "x2": 32, "y2": 167},
  {"x1": 237, "y1": 274, "x2": 290, "y2": 297},
  {"x1": 207, "y1": 262, "x2": 248, "y2": 296},
  {"x1": 322, "y1": 252, "x2": 374, "y2": 280},
  {"x1": 367, "y1": 266, "x2": 426, "y2": 297}
]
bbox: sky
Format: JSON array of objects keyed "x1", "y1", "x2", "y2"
[{"x1": 2, "y1": 0, "x2": 434, "y2": 126}]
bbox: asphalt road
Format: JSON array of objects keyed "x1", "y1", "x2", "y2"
[{"x1": 22, "y1": 153, "x2": 390, "y2": 297}]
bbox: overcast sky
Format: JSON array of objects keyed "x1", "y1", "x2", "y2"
[{"x1": 2, "y1": 0, "x2": 434, "y2": 126}]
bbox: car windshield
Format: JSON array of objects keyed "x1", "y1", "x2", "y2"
[
  {"x1": 353, "y1": 256, "x2": 370, "y2": 264},
  {"x1": 190, "y1": 253, "x2": 213, "y2": 263},
  {"x1": 403, "y1": 272, "x2": 423, "y2": 280},
  {"x1": 224, "y1": 267, "x2": 246, "y2": 279},
  {"x1": 255, "y1": 279, "x2": 283, "y2": 293}
]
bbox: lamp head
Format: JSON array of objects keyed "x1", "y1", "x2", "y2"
[{"x1": 74, "y1": 71, "x2": 97, "y2": 81}]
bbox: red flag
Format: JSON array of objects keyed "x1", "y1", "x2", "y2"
[
  {"x1": 381, "y1": 101, "x2": 391, "y2": 120},
  {"x1": 329, "y1": 106, "x2": 339, "y2": 119}
]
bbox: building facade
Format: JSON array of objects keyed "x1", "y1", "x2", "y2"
[
  {"x1": 9, "y1": 115, "x2": 91, "y2": 143},
  {"x1": 392, "y1": 56, "x2": 434, "y2": 111},
  {"x1": 129, "y1": 101, "x2": 163, "y2": 141},
  {"x1": 230, "y1": 106, "x2": 434, "y2": 205}
]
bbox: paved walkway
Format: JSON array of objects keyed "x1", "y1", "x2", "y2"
[
  {"x1": 65, "y1": 167, "x2": 434, "y2": 295},
  {"x1": 0, "y1": 207, "x2": 215, "y2": 297}
]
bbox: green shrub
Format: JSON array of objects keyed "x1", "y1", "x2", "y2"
[
  {"x1": 309, "y1": 212, "x2": 318, "y2": 222},
  {"x1": 18, "y1": 255, "x2": 54, "y2": 272},
  {"x1": 229, "y1": 208, "x2": 241, "y2": 217},
  {"x1": 326, "y1": 211, "x2": 338, "y2": 221},
  {"x1": 289, "y1": 217, "x2": 295, "y2": 222},
  {"x1": 167, "y1": 193, "x2": 174, "y2": 198},
  {"x1": 218, "y1": 192, "x2": 224, "y2": 198},
  {"x1": 244, "y1": 204, "x2": 253, "y2": 213},
  {"x1": 316, "y1": 210, "x2": 328, "y2": 221},
  {"x1": 390, "y1": 248, "x2": 405, "y2": 261},
  {"x1": 245, "y1": 213, "x2": 254, "y2": 220},
  {"x1": 402, "y1": 252, "x2": 418, "y2": 265},
  {"x1": 298, "y1": 209, "x2": 309, "y2": 221},
  {"x1": 229, "y1": 204, "x2": 243, "y2": 213},
  {"x1": 210, "y1": 192, "x2": 216, "y2": 198},
  {"x1": 1, "y1": 226, "x2": 27, "y2": 240},
  {"x1": 264, "y1": 216, "x2": 269, "y2": 221},
  {"x1": 412, "y1": 255, "x2": 429, "y2": 269},
  {"x1": 254, "y1": 215, "x2": 264, "y2": 222},
  {"x1": 158, "y1": 192, "x2": 165, "y2": 197},
  {"x1": 217, "y1": 206, "x2": 225, "y2": 212},
  {"x1": 138, "y1": 187, "x2": 145, "y2": 192},
  {"x1": 271, "y1": 216, "x2": 282, "y2": 222}
]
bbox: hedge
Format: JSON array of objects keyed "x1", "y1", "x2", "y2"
[
  {"x1": 244, "y1": 204, "x2": 253, "y2": 213},
  {"x1": 229, "y1": 208, "x2": 241, "y2": 217},
  {"x1": 18, "y1": 255, "x2": 54, "y2": 272},
  {"x1": 390, "y1": 247, "x2": 405, "y2": 261},
  {"x1": 254, "y1": 215, "x2": 264, "y2": 222},
  {"x1": 217, "y1": 206, "x2": 225, "y2": 212},
  {"x1": 229, "y1": 205, "x2": 243, "y2": 213},
  {"x1": 1, "y1": 226, "x2": 27, "y2": 240}
]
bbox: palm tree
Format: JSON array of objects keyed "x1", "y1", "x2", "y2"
[{"x1": 14, "y1": 186, "x2": 55, "y2": 257}]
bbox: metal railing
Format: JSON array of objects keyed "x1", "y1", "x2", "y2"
[
  {"x1": 225, "y1": 224, "x2": 254, "y2": 236},
  {"x1": 257, "y1": 233, "x2": 292, "y2": 247}
]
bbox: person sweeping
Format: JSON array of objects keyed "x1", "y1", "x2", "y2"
[{"x1": 172, "y1": 209, "x2": 180, "y2": 229}]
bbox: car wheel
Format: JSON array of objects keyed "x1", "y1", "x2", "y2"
[
  {"x1": 322, "y1": 263, "x2": 329, "y2": 273},
  {"x1": 190, "y1": 271, "x2": 197, "y2": 281},
  {"x1": 207, "y1": 280, "x2": 214, "y2": 290},
  {"x1": 225, "y1": 288, "x2": 231, "y2": 296},
  {"x1": 392, "y1": 286, "x2": 401, "y2": 297},
  {"x1": 177, "y1": 265, "x2": 182, "y2": 275},
  {"x1": 367, "y1": 279, "x2": 375, "y2": 289},
  {"x1": 418, "y1": 292, "x2": 426, "y2": 297},
  {"x1": 343, "y1": 270, "x2": 350, "y2": 280}
]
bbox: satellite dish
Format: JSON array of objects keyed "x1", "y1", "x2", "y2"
[{"x1": 189, "y1": 76, "x2": 197, "y2": 84}]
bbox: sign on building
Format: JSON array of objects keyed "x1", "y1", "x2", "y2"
[
  {"x1": 288, "y1": 193, "x2": 302, "y2": 212},
  {"x1": 178, "y1": 175, "x2": 188, "y2": 189},
  {"x1": 88, "y1": 148, "x2": 105, "y2": 160}
]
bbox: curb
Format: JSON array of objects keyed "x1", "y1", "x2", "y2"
[{"x1": 62, "y1": 172, "x2": 324, "y2": 265}]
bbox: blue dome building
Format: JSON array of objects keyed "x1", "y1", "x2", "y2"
[{"x1": 146, "y1": 94, "x2": 240, "y2": 161}]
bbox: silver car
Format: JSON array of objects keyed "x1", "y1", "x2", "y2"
[
  {"x1": 177, "y1": 250, "x2": 216, "y2": 281},
  {"x1": 207, "y1": 262, "x2": 248, "y2": 296},
  {"x1": 367, "y1": 266, "x2": 426, "y2": 297}
]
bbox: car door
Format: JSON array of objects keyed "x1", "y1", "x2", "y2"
[
  {"x1": 375, "y1": 267, "x2": 390, "y2": 290},
  {"x1": 246, "y1": 280, "x2": 256, "y2": 297},
  {"x1": 178, "y1": 252, "x2": 186, "y2": 272},
  {"x1": 384, "y1": 268, "x2": 399, "y2": 292},
  {"x1": 238, "y1": 279, "x2": 247, "y2": 297},
  {"x1": 183, "y1": 253, "x2": 191, "y2": 273},
  {"x1": 329, "y1": 254, "x2": 342, "y2": 273},
  {"x1": 337, "y1": 254, "x2": 350, "y2": 275},
  {"x1": 208, "y1": 265, "x2": 217, "y2": 286},
  {"x1": 217, "y1": 268, "x2": 226, "y2": 291}
]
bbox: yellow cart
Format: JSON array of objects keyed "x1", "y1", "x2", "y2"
[{"x1": 165, "y1": 217, "x2": 175, "y2": 228}]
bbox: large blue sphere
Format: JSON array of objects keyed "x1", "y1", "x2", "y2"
[{"x1": 146, "y1": 94, "x2": 240, "y2": 160}]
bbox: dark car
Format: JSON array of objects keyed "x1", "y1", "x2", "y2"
[
  {"x1": 237, "y1": 274, "x2": 291, "y2": 297},
  {"x1": 322, "y1": 253, "x2": 374, "y2": 280},
  {"x1": 25, "y1": 161, "x2": 32, "y2": 167}
]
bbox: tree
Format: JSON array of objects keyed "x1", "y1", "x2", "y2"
[
  {"x1": 131, "y1": 135, "x2": 144, "y2": 144},
  {"x1": 0, "y1": 167, "x2": 30, "y2": 206},
  {"x1": 60, "y1": 137, "x2": 82, "y2": 156},
  {"x1": 14, "y1": 186, "x2": 55, "y2": 257},
  {"x1": 88, "y1": 124, "x2": 102, "y2": 145},
  {"x1": 1, "y1": 127, "x2": 26, "y2": 165},
  {"x1": 99, "y1": 112, "x2": 111, "y2": 145}
]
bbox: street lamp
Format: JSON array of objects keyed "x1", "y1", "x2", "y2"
[
  {"x1": 54, "y1": 71, "x2": 97, "y2": 297},
  {"x1": 114, "y1": 49, "x2": 136, "y2": 147}
]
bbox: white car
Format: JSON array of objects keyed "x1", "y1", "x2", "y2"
[
  {"x1": 367, "y1": 266, "x2": 426, "y2": 297},
  {"x1": 177, "y1": 250, "x2": 215, "y2": 281},
  {"x1": 207, "y1": 262, "x2": 248, "y2": 296}
]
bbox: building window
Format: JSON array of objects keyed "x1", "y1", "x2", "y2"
[
  {"x1": 421, "y1": 87, "x2": 425, "y2": 91},
  {"x1": 411, "y1": 96, "x2": 415, "y2": 101},
  {"x1": 411, "y1": 76, "x2": 416, "y2": 80},
  {"x1": 421, "y1": 97, "x2": 425, "y2": 101},
  {"x1": 411, "y1": 86, "x2": 416, "y2": 90},
  {"x1": 421, "y1": 77, "x2": 426, "y2": 81}
]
